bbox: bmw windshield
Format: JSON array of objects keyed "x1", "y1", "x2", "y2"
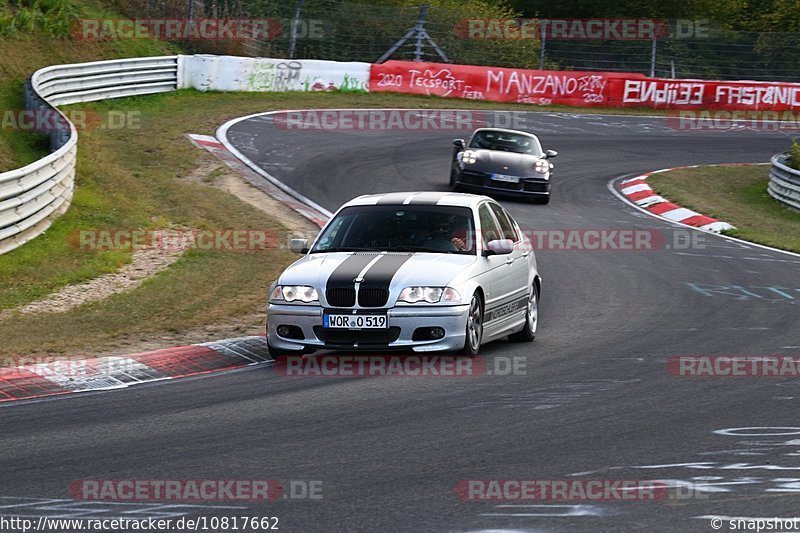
[{"x1": 311, "y1": 205, "x2": 477, "y2": 255}]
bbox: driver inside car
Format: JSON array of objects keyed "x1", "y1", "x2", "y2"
[{"x1": 420, "y1": 214, "x2": 471, "y2": 252}]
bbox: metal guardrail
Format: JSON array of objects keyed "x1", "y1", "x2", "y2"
[
  {"x1": 769, "y1": 152, "x2": 800, "y2": 212},
  {"x1": 0, "y1": 56, "x2": 179, "y2": 255}
]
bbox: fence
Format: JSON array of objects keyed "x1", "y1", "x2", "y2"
[
  {"x1": 540, "y1": 30, "x2": 800, "y2": 81},
  {"x1": 111, "y1": 0, "x2": 800, "y2": 81},
  {"x1": 769, "y1": 153, "x2": 800, "y2": 211}
]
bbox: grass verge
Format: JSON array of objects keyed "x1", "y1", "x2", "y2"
[
  {"x1": 0, "y1": 0, "x2": 177, "y2": 172},
  {"x1": 0, "y1": 88, "x2": 727, "y2": 360},
  {"x1": 647, "y1": 165, "x2": 800, "y2": 253}
]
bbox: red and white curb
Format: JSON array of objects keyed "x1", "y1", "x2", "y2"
[
  {"x1": 618, "y1": 166, "x2": 734, "y2": 233},
  {"x1": 0, "y1": 122, "x2": 327, "y2": 404},
  {"x1": 0, "y1": 336, "x2": 271, "y2": 404},
  {"x1": 187, "y1": 133, "x2": 329, "y2": 228}
]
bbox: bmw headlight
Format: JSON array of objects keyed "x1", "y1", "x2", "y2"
[
  {"x1": 398, "y1": 286, "x2": 461, "y2": 304},
  {"x1": 271, "y1": 285, "x2": 319, "y2": 303},
  {"x1": 534, "y1": 159, "x2": 550, "y2": 174},
  {"x1": 460, "y1": 150, "x2": 478, "y2": 165}
]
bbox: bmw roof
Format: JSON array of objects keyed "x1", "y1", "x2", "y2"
[{"x1": 344, "y1": 191, "x2": 491, "y2": 209}]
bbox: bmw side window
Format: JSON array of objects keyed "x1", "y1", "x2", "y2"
[
  {"x1": 489, "y1": 204, "x2": 518, "y2": 242},
  {"x1": 478, "y1": 204, "x2": 500, "y2": 247}
]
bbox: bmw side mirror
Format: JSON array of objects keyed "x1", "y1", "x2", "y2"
[
  {"x1": 483, "y1": 239, "x2": 514, "y2": 256},
  {"x1": 289, "y1": 238, "x2": 308, "y2": 254},
  {"x1": 545, "y1": 149, "x2": 558, "y2": 158},
  {"x1": 453, "y1": 139, "x2": 465, "y2": 149}
]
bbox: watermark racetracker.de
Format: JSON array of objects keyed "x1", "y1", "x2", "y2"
[
  {"x1": 668, "y1": 109, "x2": 800, "y2": 131},
  {"x1": 68, "y1": 479, "x2": 323, "y2": 501},
  {"x1": 72, "y1": 18, "x2": 282, "y2": 40},
  {"x1": 273, "y1": 355, "x2": 527, "y2": 377},
  {"x1": 454, "y1": 18, "x2": 710, "y2": 40},
  {"x1": 69, "y1": 229, "x2": 280, "y2": 252},
  {"x1": 272, "y1": 109, "x2": 530, "y2": 131},
  {"x1": 455, "y1": 479, "x2": 708, "y2": 501},
  {"x1": 0, "y1": 109, "x2": 141, "y2": 131},
  {"x1": 71, "y1": 18, "x2": 324, "y2": 41},
  {"x1": 667, "y1": 356, "x2": 800, "y2": 377}
]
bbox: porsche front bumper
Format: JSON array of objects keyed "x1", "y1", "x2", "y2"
[{"x1": 455, "y1": 169, "x2": 550, "y2": 197}]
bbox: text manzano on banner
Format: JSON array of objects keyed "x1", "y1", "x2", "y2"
[
  {"x1": 371, "y1": 60, "x2": 800, "y2": 112},
  {"x1": 370, "y1": 61, "x2": 644, "y2": 106},
  {"x1": 370, "y1": 60, "x2": 621, "y2": 107}
]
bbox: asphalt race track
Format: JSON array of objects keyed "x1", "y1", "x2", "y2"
[{"x1": 4, "y1": 111, "x2": 800, "y2": 532}]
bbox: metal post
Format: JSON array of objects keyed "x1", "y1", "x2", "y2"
[
  {"x1": 539, "y1": 19, "x2": 546, "y2": 70},
  {"x1": 414, "y1": 4, "x2": 429, "y2": 62},
  {"x1": 670, "y1": 60, "x2": 675, "y2": 78},
  {"x1": 187, "y1": 0, "x2": 193, "y2": 22},
  {"x1": 377, "y1": 3, "x2": 447, "y2": 64},
  {"x1": 650, "y1": 35, "x2": 657, "y2": 77},
  {"x1": 288, "y1": 0, "x2": 304, "y2": 59}
]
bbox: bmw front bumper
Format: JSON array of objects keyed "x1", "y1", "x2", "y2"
[{"x1": 267, "y1": 303, "x2": 471, "y2": 352}]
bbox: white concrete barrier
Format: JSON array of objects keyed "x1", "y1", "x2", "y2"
[
  {"x1": 179, "y1": 55, "x2": 370, "y2": 92},
  {"x1": 0, "y1": 54, "x2": 371, "y2": 255}
]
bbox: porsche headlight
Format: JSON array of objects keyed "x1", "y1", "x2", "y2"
[
  {"x1": 460, "y1": 150, "x2": 478, "y2": 165},
  {"x1": 398, "y1": 286, "x2": 461, "y2": 304},
  {"x1": 534, "y1": 159, "x2": 550, "y2": 174},
  {"x1": 271, "y1": 285, "x2": 319, "y2": 303}
]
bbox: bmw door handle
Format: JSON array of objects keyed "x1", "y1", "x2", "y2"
[{"x1": 505, "y1": 257, "x2": 514, "y2": 265}]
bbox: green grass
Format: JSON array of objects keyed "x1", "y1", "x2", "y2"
[
  {"x1": 648, "y1": 164, "x2": 800, "y2": 253},
  {"x1": 2, "y1": 87, "x2": 650, "y2": 311},
  {"x1": 0, "y1": 80, "x2": 51, "y2": 169},
  {"x1": 0, "y1": 0, "x2": 784, "y2": 358},
  {"x1": 0, "y1": 88, "x2": 689, "y2": 359},
  {"x1": 790, "y1": 139, "x2": 800, "y2": 170},
  {"x1": 0, "y1": 0, "x2": 677, "y2": 359},
  {"x1": 0, "y1": 0, "x2": 177, "y2": 172},
  {"x1": 0, "y1": 0, "x2": 75, "y2": 38}
]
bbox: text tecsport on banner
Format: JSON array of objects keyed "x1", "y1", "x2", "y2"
[
  {"x1": 370, "y1": 60, "x2": 800, "y2": 111},
  {"x1": 370, "y1": 60, "x2": 617, "y2": 106}
]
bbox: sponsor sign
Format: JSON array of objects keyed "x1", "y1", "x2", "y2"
[{"x1": 370, "y1": 61, "x2": 800, "y2": 111}]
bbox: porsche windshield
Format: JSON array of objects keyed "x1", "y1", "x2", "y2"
[
  {"x1": 468, "y1": 130, "x2": 542, "y2": 155},
  {"x1": 311, "y1": 205, "x2": 477, "y2": 255}
]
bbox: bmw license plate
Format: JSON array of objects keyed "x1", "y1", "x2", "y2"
[
  {"x1": 490, "y1": 173, "x2": 520, "y2": 183},
  {"x1": 324, "y1": 313, "x2": 387, "y2": 329}
]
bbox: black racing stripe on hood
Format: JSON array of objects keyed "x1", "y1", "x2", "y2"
[
  {"x1": 360, "y1": 254, "x2": 413, "y2": 290},
  {"x1": 326, "y1": 253, "x2": 380, "y2": 289}
]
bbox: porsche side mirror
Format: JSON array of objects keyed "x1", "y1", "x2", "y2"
[
  {"x1": 483, "y1": 239, "x2": 514, "y2": 256},
  {"x1": 453, "y1": 139, "x2": 465, "y2": 149},
  {"x1": 545, "y1": 149, "x2": 558, "y2": 158},
  {"x1": 289, "y1": 238, "x2": 309, "y2": 254}
]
